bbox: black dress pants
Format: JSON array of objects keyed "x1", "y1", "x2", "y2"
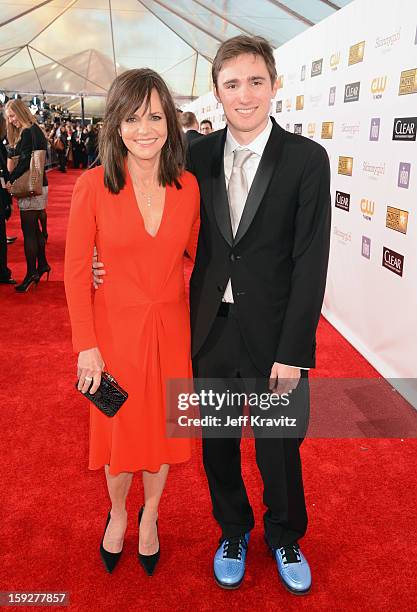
[{"x1": 193, "y1": 305, "x2": 309, "y2": 547}]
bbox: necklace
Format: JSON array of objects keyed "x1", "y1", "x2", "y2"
[
  {"x1": 132, "y1": 179, "x2": 154, "y2": 207},
  {"x1": 137, "y1": 188, "x2": 152, "y2": 207}
]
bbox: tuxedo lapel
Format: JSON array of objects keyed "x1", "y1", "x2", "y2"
[
  {"x1": 211, "y1": 128, "x2": 233, "y2": 247},
  {"x1": 234, "y1": 120, "x2": 287, "y2": 246}
]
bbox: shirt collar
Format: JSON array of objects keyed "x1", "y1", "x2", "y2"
[{"x1": 225, "y1": 117, "x2": 273, "y2": 158}]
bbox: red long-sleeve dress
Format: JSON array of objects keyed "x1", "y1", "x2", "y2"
[{"x1": 64, "y1": 165, "x2": 200, "y2": 475}]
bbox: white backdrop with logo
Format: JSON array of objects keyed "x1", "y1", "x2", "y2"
[{"x1": 184, "y1": 0, "x2": 417, "y2": 405}]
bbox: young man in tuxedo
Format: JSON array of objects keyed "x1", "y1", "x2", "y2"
[{"x1": 187, "y1": 35, "x2": 331, "y2": 594}]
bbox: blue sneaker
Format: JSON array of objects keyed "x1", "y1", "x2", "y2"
[
  {"x1": 267, "y1": 539, "x2": 311, "y2": 595},
  {"x1": 213, "y1": 533, "x2": 250, "y2": 589}
]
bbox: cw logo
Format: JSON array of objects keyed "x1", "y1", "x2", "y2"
[
  {"x1": 330, "y1": 52, "x2": 340, "y2": 69},
  {"x1": 360, "y1": 198, "x2": 375, "y2": 216},
  {"x1": 371, "y1": 76, "x2": 387, "y2": 94}
]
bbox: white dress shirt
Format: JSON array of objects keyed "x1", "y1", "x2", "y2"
[{"x1": 222, "y1": 118, "x2": 307, "y2": 370}]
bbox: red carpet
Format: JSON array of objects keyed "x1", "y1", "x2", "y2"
[{"x1": 1, "y1": 169, "x2": 416, "y2": 611}]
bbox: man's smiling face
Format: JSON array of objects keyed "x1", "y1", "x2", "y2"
[{"x1": 214, "y1": 53, "x2": 278, "y2": 145}]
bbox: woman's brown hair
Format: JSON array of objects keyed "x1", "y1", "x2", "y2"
[
  {"x1": 5, "y1": 98, "x2": 37, "y2": 146},
  {"x1": 99, "y1": 68, "x2": 185, "y2": 194}
]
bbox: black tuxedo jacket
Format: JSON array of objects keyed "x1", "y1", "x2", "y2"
[{"x1": 187, "y1": 117, "x2": 331, "y2": 374}]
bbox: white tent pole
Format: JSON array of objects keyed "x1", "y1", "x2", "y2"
[
  {"x1": 265, "y1": 0, "x2": 314, "y2": 26},
  {"x1": 0, "y1": 0, "x2": 55, "y2": 29},
  {"x1": 28, "y1": 45, "x2": 108, "y2": 92},
  {"x1": 0, "y1": 47, "x2": 24, "y2": 60},
  {"x1": 0, "y1": 0, "x2": 80, "y2": 70},
  {"x1": 27, "y1": 45, "x2": 45, "y2": 95},
  {"x1": 160, "y1": 53, "x2": 195, "y2": 75},
  {"x1": 0, "y1": 46, "x2": 25, "y2": 69},
  {"x1": 191, "y1": 52, "x2": 198, "y2": 99},
  {"x1": 108, "y1": 0, "x2": 118, "y2": 78},
  {"x1": 135, "y1": 0, "x2": 213, "y2": 63},
  {"x1": 27, "y1": 0, "x2": 80, "y2": 46},
  {"x1": 80, "y1": 95, "x2": 85, "y2": 125}
]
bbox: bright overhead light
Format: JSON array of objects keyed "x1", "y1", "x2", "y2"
[{"x1": 56, "y1": 71, "x2": 63, "y2": 79}]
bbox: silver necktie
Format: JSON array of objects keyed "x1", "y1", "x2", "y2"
[{"x1": 228, "y1": 148, "x2": 253, "y2": 236}]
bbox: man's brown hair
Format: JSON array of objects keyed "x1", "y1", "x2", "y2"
[
  {"x1": 212, "y1": 35, "x2": 277, "y2": 88},
  {"x1": 99, "y1": 68, "x2": 185, "y2": 194},
  {"x1": 180, "y1": 111, "x2": 199, "y2": 130}
]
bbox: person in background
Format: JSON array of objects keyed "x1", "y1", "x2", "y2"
[
  {"x1": 180, "y1": 111, "x2": 202, "y2": 146},
  {"x1": 200, "y1": 119, "x2": 213, "y2": 135},
  {"x1": 5, "y1": 99, "x2": 51, "y2": 293},
  {"x1": 70, "y1": 123, "x2": 85, "y2": 169},
  {"x1": 0, "y1": 111, "x2": 15, "y2": 284},
  {"x1": 52, "y1": 124, "x2": 68, "y2": 173},
  {"x1": 85, "y1": 124, "x2": 99, "y2": 168}
]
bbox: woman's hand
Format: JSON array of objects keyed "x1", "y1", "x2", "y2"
[{"x1": 77, "y1": 347, "x2": 105, "y2": 394}]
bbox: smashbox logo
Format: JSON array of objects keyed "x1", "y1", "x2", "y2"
[
  {"x1": 276, "y1": 100, "x2": 282, "y2": 113},
  {"x1": 335, "y1": 190, "x2": 350, "y2": 211},
  {"x1": 344, "y1": 81, "x2": 361, "y2": 102},
  {"x1": 294, "y1": 123, "x2": 302, "y2": 135},
  {"x1": 392, "y1": 117, "x2": 417, "y2": 141},
  {"x1": 382, "y1": 247, "x2": 404, "y2": 277}
]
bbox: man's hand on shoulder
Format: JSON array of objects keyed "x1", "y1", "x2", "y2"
[{"x1": 92, "y1": 246, "x2": 106, "y2": 289}]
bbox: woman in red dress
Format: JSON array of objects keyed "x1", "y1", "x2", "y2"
[{"x1": 64, "y1": 69, "x2": 199, "y2": 576}]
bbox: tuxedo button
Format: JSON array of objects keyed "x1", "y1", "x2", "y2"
[
  {"x1": 236, "y1": 291, "x2": 245, "y2": 296},
  {"x1": 230, "y1": 253, "x2": 236, "y2": 262}
]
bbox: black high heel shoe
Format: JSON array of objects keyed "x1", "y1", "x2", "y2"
[
  {"x1": 138, "y1": 506, "x2": 160, "y2": 576},
  {"x1": 37, "y1": 265, "x2": 51, "y2": 281},
  {"x1": 99, "y1": 511, "x2": 124, "y2": 574},
  {"x1": 14, "y1": 273, "x2": 40, "y2": 293}
]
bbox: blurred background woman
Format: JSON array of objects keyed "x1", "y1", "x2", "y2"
[
  {"x1": 0, "y1": 111, "x2": 15, "y2": 284},
  {"x1": 5, "y1": 99, "x2": 50, "y2": 292},
  {"x1": 64, "y1": 69, "x2": 199, "y2": 576}
]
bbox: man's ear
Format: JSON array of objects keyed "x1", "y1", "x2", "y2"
[
  {"x1": 213, "y1": 85, "x2": 221, "y2": 104},
  {"x1": 271, "y1": 78, "x2": 279, "y2": 99}
]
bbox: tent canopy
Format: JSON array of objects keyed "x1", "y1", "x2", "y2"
[{"x1": 0, "y1": 0, "x2": 352, "y2": 115}]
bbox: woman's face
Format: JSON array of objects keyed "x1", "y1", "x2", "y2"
[
  {"x1": 6, "y1": 109, "x2": 21, "y2": 128},
  {"x1": 119, "y1": 88, "x2": 168, "y2": 163}
]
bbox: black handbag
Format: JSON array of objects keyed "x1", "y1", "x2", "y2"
[{"x1": 76, "y1": 372, "x2": 128, "y2": 417}]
